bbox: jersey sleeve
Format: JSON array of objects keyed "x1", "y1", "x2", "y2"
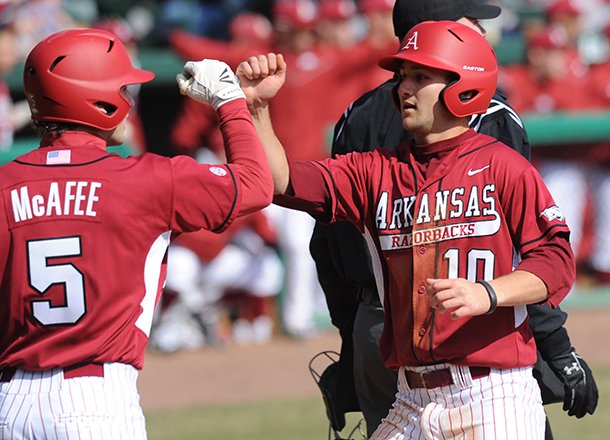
[
  {"x1": 218, "y1": 100, "x2": 273, "y2": 215},
  {"x1": 169, "y1": 155, "x2": 239, "y2": 233},
  {"x1": 495, "y1": 150, "x2": 575, "y2": 305},
  {"x1": 275, "y1": 153, "x2": 374, "y2": 231},
  {"x1": 167, "y1": 101, "x2": 273, "y2": 234},
  {"x1": 311, "y1": 153, "x2": 376, "y2": 231}
]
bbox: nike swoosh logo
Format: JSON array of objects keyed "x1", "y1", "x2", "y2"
[
  {"x1": 219, "y1": 67, "x2": 233, "y2": 83},
  {"x1": 467, "y1": 165, "x2": 490, "y2": 176}
]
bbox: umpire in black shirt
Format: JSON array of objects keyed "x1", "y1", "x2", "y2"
[{"x1": 309, "y1": 0, "x2": 599, "y2": 438}]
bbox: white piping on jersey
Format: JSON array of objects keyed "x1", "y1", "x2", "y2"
[
  {"x1": 334, "y1": 102, "x2": 354, "y2": 144},
  {"x1": 364, "y1": 226, "x2": 386, "y2": 307},
  {"x1": 511, "y1": 246, "x2": 528, "y2": 328},
  {"x1": 469, "y1": 99, "x2": 524, "y2": 132},
  {"x1": 135, "y1": 230, "x2": 171, "y2": 336}
]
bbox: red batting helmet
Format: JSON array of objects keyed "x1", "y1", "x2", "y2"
[
  {"x1": 378, "y1": 20, "x2": 498, "y2": 117},
  {"x1": 24, "y1": 28, "x2": 154, "y2": 131}
]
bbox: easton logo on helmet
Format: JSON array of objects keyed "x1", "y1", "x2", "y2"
[{"x1": 463, "y1": 65, "x2": 485, "y2": 72}]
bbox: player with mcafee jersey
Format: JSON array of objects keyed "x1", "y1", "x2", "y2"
[
  {"x1": 234, "y1": 20, "x2": 575, "y2": 439},
  {"x1": 0, "y1": 29, "x2": 272, "y2": 439}
]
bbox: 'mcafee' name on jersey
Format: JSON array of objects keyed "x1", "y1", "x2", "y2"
[
  {"x1": 11, "y1": 181, "x2": 102, "y2": 223},
  {"x1": 376, "y1": 184, "x2": 500, "y2": 250}
]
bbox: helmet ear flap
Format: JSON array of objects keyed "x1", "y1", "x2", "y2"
[{"x1": 438, "y1": 79, "x2": 458, "y2": 115}]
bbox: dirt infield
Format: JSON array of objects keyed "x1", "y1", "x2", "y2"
[{"x1": 139, "y1": 307, "x2": 610, "y2": 412}]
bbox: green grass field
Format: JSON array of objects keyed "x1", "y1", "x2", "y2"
[{"x1": 146, "y1": 367, "x2": 609, "y2": 439}]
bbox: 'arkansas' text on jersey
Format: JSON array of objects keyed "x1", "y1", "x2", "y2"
[{"x1": 376, "y1": 184, "x2": 500, "y2": 250}]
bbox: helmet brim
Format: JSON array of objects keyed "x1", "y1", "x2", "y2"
[{"x1": 125, "y1": 67, "x2": 155, "y2": 85}]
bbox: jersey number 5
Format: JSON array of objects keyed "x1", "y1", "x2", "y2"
[{"x1": 28, "y1": 236, "x2": 86, "y2": 325}]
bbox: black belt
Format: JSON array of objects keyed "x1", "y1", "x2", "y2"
[
  {"x1": 404, "y1": 366, "x2": 490, "y2": 389},
  {"x1": 0, "y1": 363, "x2": 105, "y2": 382}
]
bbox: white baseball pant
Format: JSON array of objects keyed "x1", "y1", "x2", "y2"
[
  {"x1": 371, "y1": 364, "x2": 545, "y2": 440},
  {"x1": 0, "y1": 363, "x2": 146, "y2": 440}
]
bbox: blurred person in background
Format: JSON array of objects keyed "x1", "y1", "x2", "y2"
[
  {"x1": 169, "y1": 11, "x2": 273, "y2": 157},
  {"x1": 0, "y1": 13, "x2": 30, "y2": 150},
  {"x1": 155, "y1": 0, "x2": 231, "y2": 40},
  {"x1": 546, "y1": 0, "x2": 582, "y2": 46},
  {"x1": 169, "y1": 0, "x2": 392, "y2": 338},
  {"x1": 354, "y1": 0, "x2": 397, "y2": 91},
  {"x1": 11, "y1": 0, "x2": 78, "y2": 57},
  {"x1": 151, "y1": 173, "x2": 284, "y2": 352},
  {"x1": 165, "y1": 12, "x2": 286, "y2": 340},
  {"x1": 500, "y1": 26, "x2": 593, "y2": 113},
  {"x1": 316, "y1": 0, "x2": 359, "y2": 49},
  {"x1": 545, "y1": 24, "x2": 610, "y2": 286}
]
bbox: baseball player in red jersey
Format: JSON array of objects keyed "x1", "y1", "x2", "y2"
[
  {"x1": 0, "y1": 29, "x2": 272, "y2": 439},
  {"x1": 232, "y1": 20, "x2": 576, "y2": 439}
]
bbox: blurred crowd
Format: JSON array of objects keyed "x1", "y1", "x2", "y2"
[{"x1": 2, "y1": 0, "x2": 610, "y2": 351}]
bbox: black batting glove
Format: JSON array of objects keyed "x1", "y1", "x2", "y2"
[{"x1": 547, "y1": 347, "x2": 599, "y2": 418}]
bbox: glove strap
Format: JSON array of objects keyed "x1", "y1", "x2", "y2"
[{"x1": 476, "y1": 280, "x2": 497, "y2": 314}]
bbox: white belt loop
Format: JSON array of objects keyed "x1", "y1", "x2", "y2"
[{"x1": 449, "y1": 364, "x2": 474, "y2": 388}]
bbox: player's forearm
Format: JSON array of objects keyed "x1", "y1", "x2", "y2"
[
  {"x1": 249, "y1": 104, "x2": 291, "y2": 195},
  {"x1": 218, "y1": 100, "x2": 273, "y2": 213},
  {"x1": 486, "y1": 270, "x2": 548, "y2": 308}
]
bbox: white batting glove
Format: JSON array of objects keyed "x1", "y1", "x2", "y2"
[{"x1": 176, "y1": 60, "x2": 245, "y2": 110}]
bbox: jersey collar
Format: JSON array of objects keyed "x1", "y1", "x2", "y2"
[{"x1": 16, "y1": 131, "x2": 115, "y2": 166}]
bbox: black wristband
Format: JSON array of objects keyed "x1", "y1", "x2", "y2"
[{"x1": 476, "y1": 280, "x2": 497, "y2": 314}]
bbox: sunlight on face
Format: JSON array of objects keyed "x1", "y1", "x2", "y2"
[{"x1": 396, "y1": 61, "x2": 454, "y2": 140}]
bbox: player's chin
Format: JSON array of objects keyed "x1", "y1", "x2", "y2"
[{"x1": 401, "y1": 115, "x2": 418, "y2": 131}]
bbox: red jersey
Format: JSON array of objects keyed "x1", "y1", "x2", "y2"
[
  {"x1": 0, "y1": 101, "x2": 271, "y2": 371},
  {"x1": 277, "y1": 129, "x2": 574, "y2": 369}
]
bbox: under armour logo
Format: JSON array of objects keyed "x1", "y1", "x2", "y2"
[
  {"x1": 563, "y1": 362, "x2": 581, "y2": 376},
  {"x1": 402, "y1": 31, "x2": 419, "y2": 51},
  {"x1": 219, "y1": 67, "x2": 234, "y2": 83}
]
